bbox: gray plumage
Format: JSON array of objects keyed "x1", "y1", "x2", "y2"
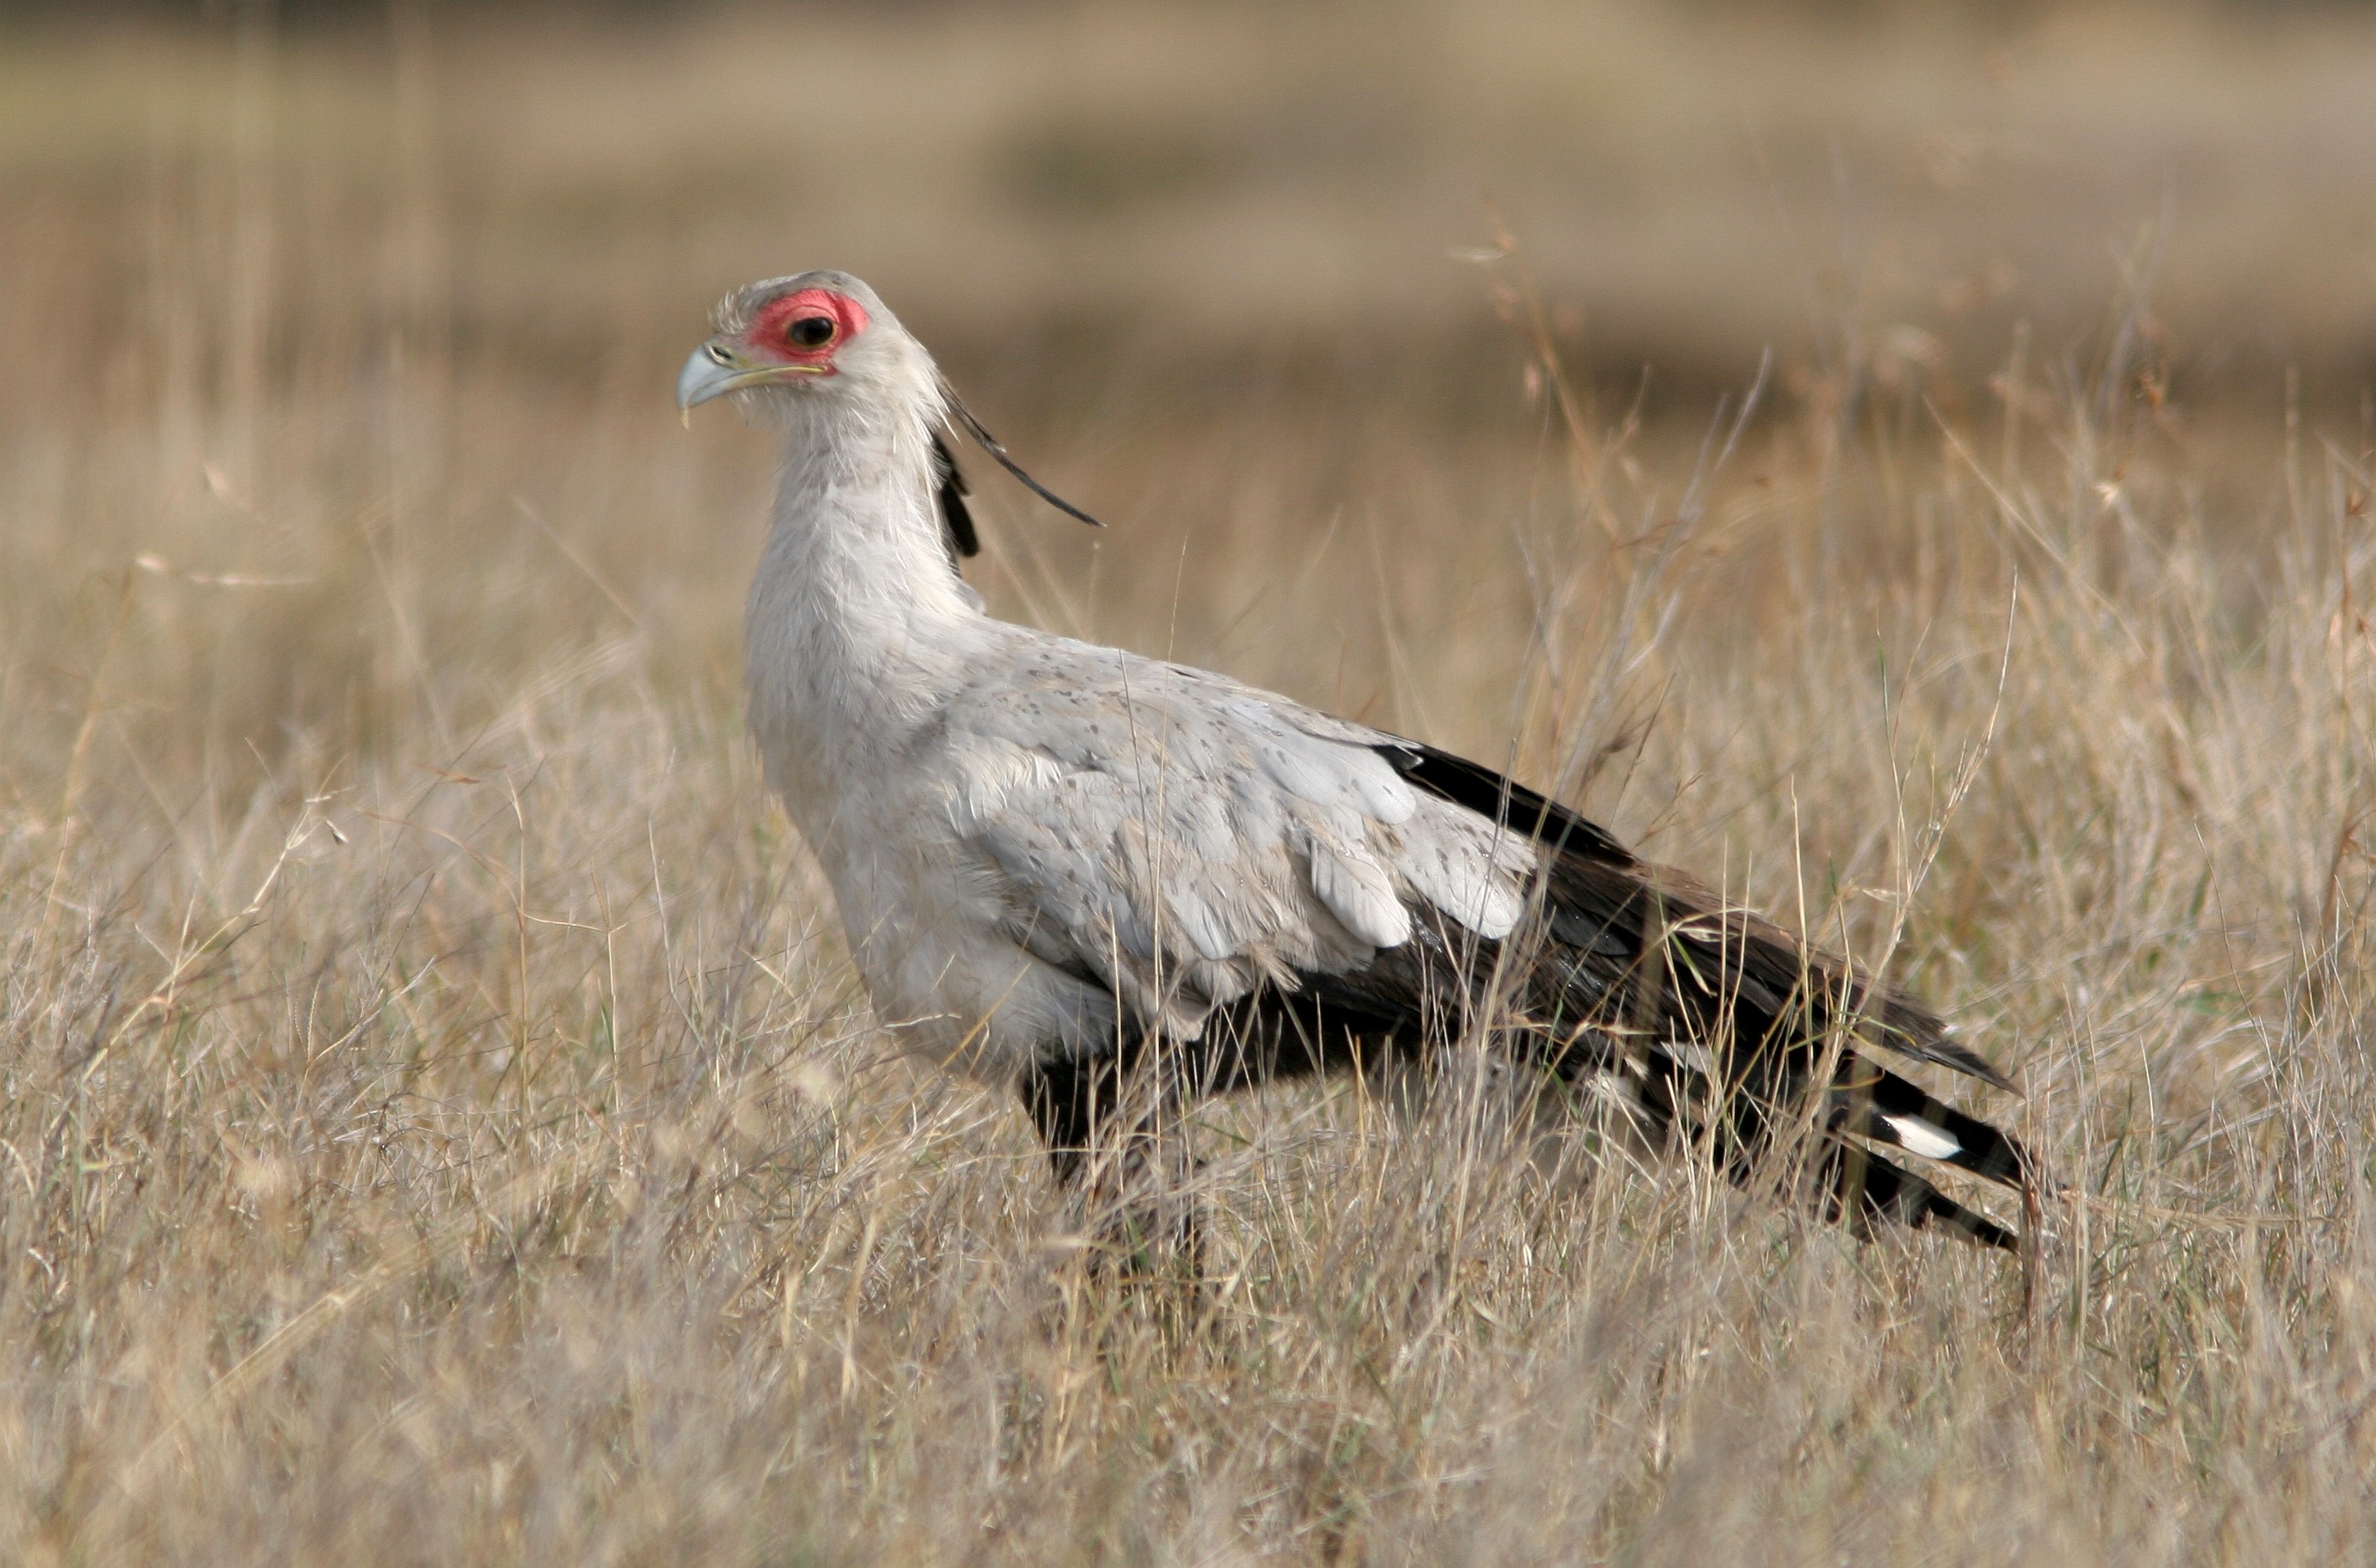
[{"x1": 678, "y1": 269, "x2": 2035, "y2": 1252}]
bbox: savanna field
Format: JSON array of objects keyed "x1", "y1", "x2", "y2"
[{"x1": 3, "y1": 3, "x2": 2374, "y2": 1561}]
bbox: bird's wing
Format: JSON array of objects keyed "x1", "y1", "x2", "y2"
[
  {"x1": 942, "y1": 632, "x2": 2032, "y2": 1240},
  {"x1": 941, "y1": 637, "x2": 1537, "y2": 1037}
]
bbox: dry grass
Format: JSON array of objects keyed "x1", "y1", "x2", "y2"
[{"x1": 4, "y1": 4, "x2": 2376, "y2": 1563}]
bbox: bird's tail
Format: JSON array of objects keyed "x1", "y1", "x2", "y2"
[
  {"x1": 1376, "y1": 737, "x2": 2039, "y2": 1250},
  {"x1": 1517, "y1": 859, "x2": 2037, "y2": 1250}
]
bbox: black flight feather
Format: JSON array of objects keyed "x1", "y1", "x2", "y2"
[
  {"x1": 1378, "y1": 737, "x2": 2018, "y2": 1094},
  {"x1": 1373, "y1": 738, "x2": 1633, "y2": 867},
  {"x1": 1303, "y1": 741, "x2": 2035, "y2": 1241},
  {"x1": 1019, "y1": 710, "x2": 2036, "y2": 1255}
]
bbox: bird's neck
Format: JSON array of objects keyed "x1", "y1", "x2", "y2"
[{"x1": 745, "y1": 403, "x2": 983, "y2": 821}]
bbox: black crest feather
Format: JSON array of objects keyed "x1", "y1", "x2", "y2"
[
  {"x1": 929, "y1": 432, "x2": 980, "y2": 565},
  {"x1": 942, "y1": 387, "x2": 1107, "y2": 530}
]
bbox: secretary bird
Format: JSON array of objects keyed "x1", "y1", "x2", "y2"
[{"x1": 677, "y1": 270, "x2": 2034, "y2": 1257}]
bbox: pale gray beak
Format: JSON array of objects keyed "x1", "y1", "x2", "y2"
[
  {"x1": 676, "y1": 342, "x2": 745, "y2": 415},
  {"x1": 676, "y1": 339, "x2": 831, "y2": 422}
]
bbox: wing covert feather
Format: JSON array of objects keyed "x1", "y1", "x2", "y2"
[{"x1": 941, "y1": 640, "x2": 1536, "y2": 1035}]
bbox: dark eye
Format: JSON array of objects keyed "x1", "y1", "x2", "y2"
[{"x1": 787, "y1": 315, "x2": 836, "y2": 349}]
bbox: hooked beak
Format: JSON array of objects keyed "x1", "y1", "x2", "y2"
[{"x1": 676, "y1": 340, "x2": 823, "y2": 422}]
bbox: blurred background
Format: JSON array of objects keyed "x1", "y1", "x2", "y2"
[
  {"x1": 3, "y1": 0, "x2": 2373, "y2": 784},
  {"x1": 11, "y1": 0, "x2": 2375, "y2": 400}
]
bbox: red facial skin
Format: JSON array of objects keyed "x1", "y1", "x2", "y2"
[{"x1": 744, "y1": 287, "x2": 870, "y2": 372}]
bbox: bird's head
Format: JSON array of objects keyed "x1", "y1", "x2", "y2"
[
  {"x1": 676, "y1": 270, "x2": 937, "y2": 425},
  {"x1": 678, "y1": 269, "x2": 1107, "y2": 533}
]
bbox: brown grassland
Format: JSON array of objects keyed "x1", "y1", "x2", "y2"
[{"x1": 3, "y1": 3, "x2": 2375, "y2": 1561}]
